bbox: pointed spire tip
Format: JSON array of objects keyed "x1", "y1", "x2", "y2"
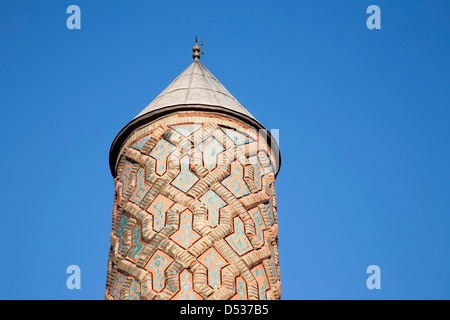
[{"x1": 192, "y1": 36, "x2": 203, "y2": 60}]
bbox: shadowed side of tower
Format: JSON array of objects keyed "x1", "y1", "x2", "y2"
[{"x1": 105, "y1": 41, "x2": 281, "y2": 300}]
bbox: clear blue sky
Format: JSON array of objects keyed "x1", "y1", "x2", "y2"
[{"x1": 0, "y1": 0, "x2": 449, "y2": 300}]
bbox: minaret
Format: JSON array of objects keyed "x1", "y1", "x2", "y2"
[{"x1": 105, "y1": 40, "x2": 282, "y2": 300}]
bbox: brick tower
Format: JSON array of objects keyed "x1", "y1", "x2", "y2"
[{"x1": 105, "y1": 40, "x2": 282, "y2": 300}]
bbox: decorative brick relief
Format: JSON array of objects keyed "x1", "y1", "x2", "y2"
[{"x1": 105, "y1": 112, "x2": 280, "y2": 300}]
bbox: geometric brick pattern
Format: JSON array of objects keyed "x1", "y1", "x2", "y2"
[{"x1": 105, "y1": 112, "x2": 280, "y2": 300}]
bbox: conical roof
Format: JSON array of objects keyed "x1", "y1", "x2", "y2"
[
  {"x1": 135, "y1": 60, "x2": 256, "y2": 121},
  {"x1": 109, "y1": 58, "x2": 281, "y2": 177}
]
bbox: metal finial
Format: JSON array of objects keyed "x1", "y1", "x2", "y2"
[{"x1": 192, "y1": 36, "x2": 203, "y2": 60}]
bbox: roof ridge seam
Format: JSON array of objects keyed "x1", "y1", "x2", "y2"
[{"x1": 184, "y1": 62, "x2": 196, "y2": 104}]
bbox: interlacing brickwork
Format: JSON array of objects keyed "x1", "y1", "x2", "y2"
[{"x1": 105, "y1": 113, "x2": 280, "y2": 300}]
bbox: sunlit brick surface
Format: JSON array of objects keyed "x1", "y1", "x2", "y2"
[{"x1": 105, "y1": 112, "x2": 280, "y2": 300}]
